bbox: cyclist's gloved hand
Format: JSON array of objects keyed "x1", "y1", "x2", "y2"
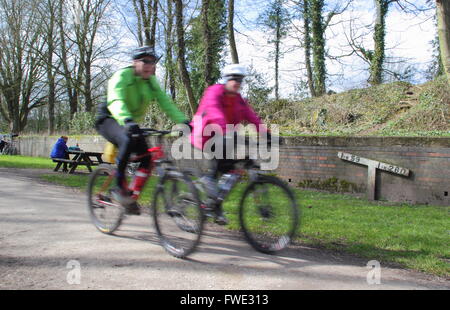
[{"x1": 124, "y1": 119, "x2": 141, "y2": 137}]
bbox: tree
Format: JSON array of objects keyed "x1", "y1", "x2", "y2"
[
  {"x1": 343, "y1": 0, "x2": 433, "y2": 86},
  {"x1": 368, "y1": 0, "x2": 391, "y2": 85},
  {"x1": 310, "y1": 0, "x2": 326, "y2": 96},
  {"x1": 260, "y1": 0, "x2": 290, "y2": 100},
  {"x1": 57, "y1": 0, "x2": 82, "y2": 119},
  {"x1": 436, "y1": 0, "x2": 450, "y2": 82},
  {"x1": 201, "y1": 0, "x2": 214, "y2": 87},
  {"x1": 227, "y1": 0, "x2": 239, "y2": 64},
  {"x1": 132, "y1": 0, "x2": 158, "y2": 48},
  {"x1": 163, "y1": 0, "x2": 177, "y2": 100},
  {"x1": 174, "y1": 0, "x2": 196, "y2": 114},
  {"x1": 302, "y1": 0, "x2": 315, "y2": 97},
  {"x1": 290, "y1": 0, "x2": 351, "y2": 97},
  {"x1": 0, "y1": 0, "x2": 46, "y2": 133},
  {"x1": 73, "y1": 0, "x2": 115, "y2": 112},
  {"x1": 37, "y1": 0, "x2": 60, "y2": 135},
  {"x1": 186, "y1": 0, "x2": 226, "y2": 100}
]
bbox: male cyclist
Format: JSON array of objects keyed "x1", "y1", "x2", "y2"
[
  {"x1": 190, "y1": 64, "x2": 270, "y2": 225},
  {"x1": 96, "y1": 46, "x2": 190, "y2": 215}
]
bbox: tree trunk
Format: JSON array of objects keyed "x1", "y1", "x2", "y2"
[
  {"x1": 228, "y1": 0, "x2": 239, "y2": 64},
  {"x1": 137, "y1": 0, "x2": 157, "y2": 48},
  {"x1": 47, "y1": 63, "x2": 56, "y2": 134},
  {"x1": 275, "y1": 20, "x2": 280, "y2": 100},
  {"x1": 150, "y1": 0, "x2": 158, "y2": 49},
  {"x1": 202, "y1": 0, "x2": 214, "y2": 87},
  {"x1": 165, "y1": 0, "x2": 176, "y2": 100},
  {"x1": 174, "y1": 0, "x2": 196, "y2": 114},
  {"x1": 84, "y1": 58, "x2": 93, "y2": 112},
  {"x1": 437, "y1": 0, "x2": 450, "y2": 82},
  {"x1": 139, "y1": 0, "x2": 152, "y2": 46},
  {"x1": 0, "y1": 0, "x2": 44, "y2": 133},
  {"x1": 58, "y1": 0, "x2": 77, "y2": 119},
  {"x1": 45, "y1": 0, "x2": 56, "y2": 135},
  {"x1": 310, "y1": 0, "x2": 326, "y2": 96},
  {"x1": 303, "y1": 0, "x2": 316, "y2": 97},
  {"x1": 370, "y1": 0, "x2": 388, "y2": 85},
  {"x1": 133, "y1": 0, "x2": 144, "y2": 45}
]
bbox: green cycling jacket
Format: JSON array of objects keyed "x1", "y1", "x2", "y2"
[{"x1": 106, "y1": 67, "x2": 186, "y2": 126}]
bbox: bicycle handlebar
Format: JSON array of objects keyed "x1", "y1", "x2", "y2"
[
  {"x1": 131, "y1": 128, "x2": 182, "y2": 139},
  {"x1": 141, "y1": 128, "x2": 172, "y2": 136}
]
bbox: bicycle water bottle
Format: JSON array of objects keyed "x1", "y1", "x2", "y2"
[{"x1": 217, "y1": 173, "x2": 239, "y2": 201}]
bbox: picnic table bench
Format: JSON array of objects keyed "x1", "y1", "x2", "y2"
[{"x1": 53, "y1": 150, "x2": 104, "y2": 174}]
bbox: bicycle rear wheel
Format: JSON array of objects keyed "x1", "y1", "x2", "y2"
[
  {"x1": 152, "y1": 171, "x2": 204, "y2": 258},
  {"x1": 239, "y1": 175, "x2": 299, "y2": 254},
  {"x1": 87, "y1": 164, "x2": 124, "y2": 234}
]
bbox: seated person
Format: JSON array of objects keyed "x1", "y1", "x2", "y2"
[
  {"x1": 50, "y1": 136, "x2": 70, "y2": 172},
  {"x1": 0, "y1": 135, "x2": 6, "y2": 153}
]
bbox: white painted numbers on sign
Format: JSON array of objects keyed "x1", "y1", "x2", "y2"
[{"x1": 338, "y1": 152, "x2": 409, "y2": 176}]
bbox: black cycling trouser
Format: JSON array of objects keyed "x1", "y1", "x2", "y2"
[
  {"x1": 208, "y1": 136, "x2": 241, "y2": 179},
  {"x1": 96, "y1": 117, "x2": 150, "y2": 188}
]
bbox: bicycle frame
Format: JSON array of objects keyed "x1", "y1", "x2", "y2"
[{"x1": 197, "y1": 158, "x2": 261, "y2": 208}]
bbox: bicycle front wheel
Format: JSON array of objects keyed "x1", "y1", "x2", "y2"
[
  {"x1": 239, "y1": 175, "x2": 299, "y2": 254},
  {"x1": 152, "y1": 171, "x2": 204, "y2": 258},
  {"x1": 87, "y1": 164, "x2": 124, "y2": 234}
]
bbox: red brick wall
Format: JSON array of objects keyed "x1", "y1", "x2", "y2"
[{"x1": 276, "y1": 137, "x2": 450, "y2": 206}]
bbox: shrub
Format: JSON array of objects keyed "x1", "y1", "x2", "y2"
[{"x1": 69, "y1": 111, "x2": 96, "y2": 134}]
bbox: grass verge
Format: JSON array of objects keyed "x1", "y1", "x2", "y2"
[{"x1": 1, "y1": 155, "x2": 449, "y2": 277}]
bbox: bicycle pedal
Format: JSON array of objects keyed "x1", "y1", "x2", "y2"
[{"x1": 124, "y1": 202, "x2": 141, "y2": 215}]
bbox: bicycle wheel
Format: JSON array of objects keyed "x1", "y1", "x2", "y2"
[
  {"x1": 152, "y1": 171, "x2": 204, "y2": 258},
  {"x1": 239, "y1": 175, "x2": 299, "y2": 254},
  {"x1": 87, "y1": 164, "x2": 124, "y2": 234}
]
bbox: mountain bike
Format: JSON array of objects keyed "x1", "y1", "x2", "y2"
[
  {"x1": 153, "y1": 136, "x2": 300, "y2": 256},
  {"x1": 87, "y1": 128, "x2": 203, "y2": 258}
]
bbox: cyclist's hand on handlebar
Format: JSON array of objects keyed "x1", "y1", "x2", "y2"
[{"x1": 124, "y1": 119, "x2": 142, "y2": 137}]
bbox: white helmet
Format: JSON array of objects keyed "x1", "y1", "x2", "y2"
[{"x1": 221, "y1": 64, "x2": 247, "y2": 82}]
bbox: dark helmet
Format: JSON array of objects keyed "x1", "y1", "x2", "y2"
[{"x1": 132, "y1": 46, "x2": 160, "y2": 60}]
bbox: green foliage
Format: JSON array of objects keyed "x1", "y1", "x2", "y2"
[
  {"x1": 260, "y1": 0, "x2": 290, "y2": 41},
  {"x1": 0, "y1": 115, "x2": 8, "y2": 132},
  {"x1": 69, "y1": 111, "x2": 96, "y2": 134},
  {"x1": 186, "y1": 0, "x2": 227, "y2": 101},
  {"x1": 298, "y1": 177, "x2": 362, "y2": 193},
  {"x1": 244, "y1": 65, "x2": 273, "y2": 106}
]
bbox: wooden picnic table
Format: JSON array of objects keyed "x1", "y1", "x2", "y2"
[{"x1": 53, "y1": 150, "x2": 104, "y2": 174}]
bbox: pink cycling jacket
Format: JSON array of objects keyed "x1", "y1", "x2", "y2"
[{"x1": 190, "y1": 84, "x2": 267, "y2": 150}]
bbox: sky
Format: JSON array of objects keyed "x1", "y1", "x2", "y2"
[
  {"x1": 230, "y1": 0, "x2": 437, "y2": 97},
  {"x1": 107, "y1": 0, "x2": 437, "y2": 99}
]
